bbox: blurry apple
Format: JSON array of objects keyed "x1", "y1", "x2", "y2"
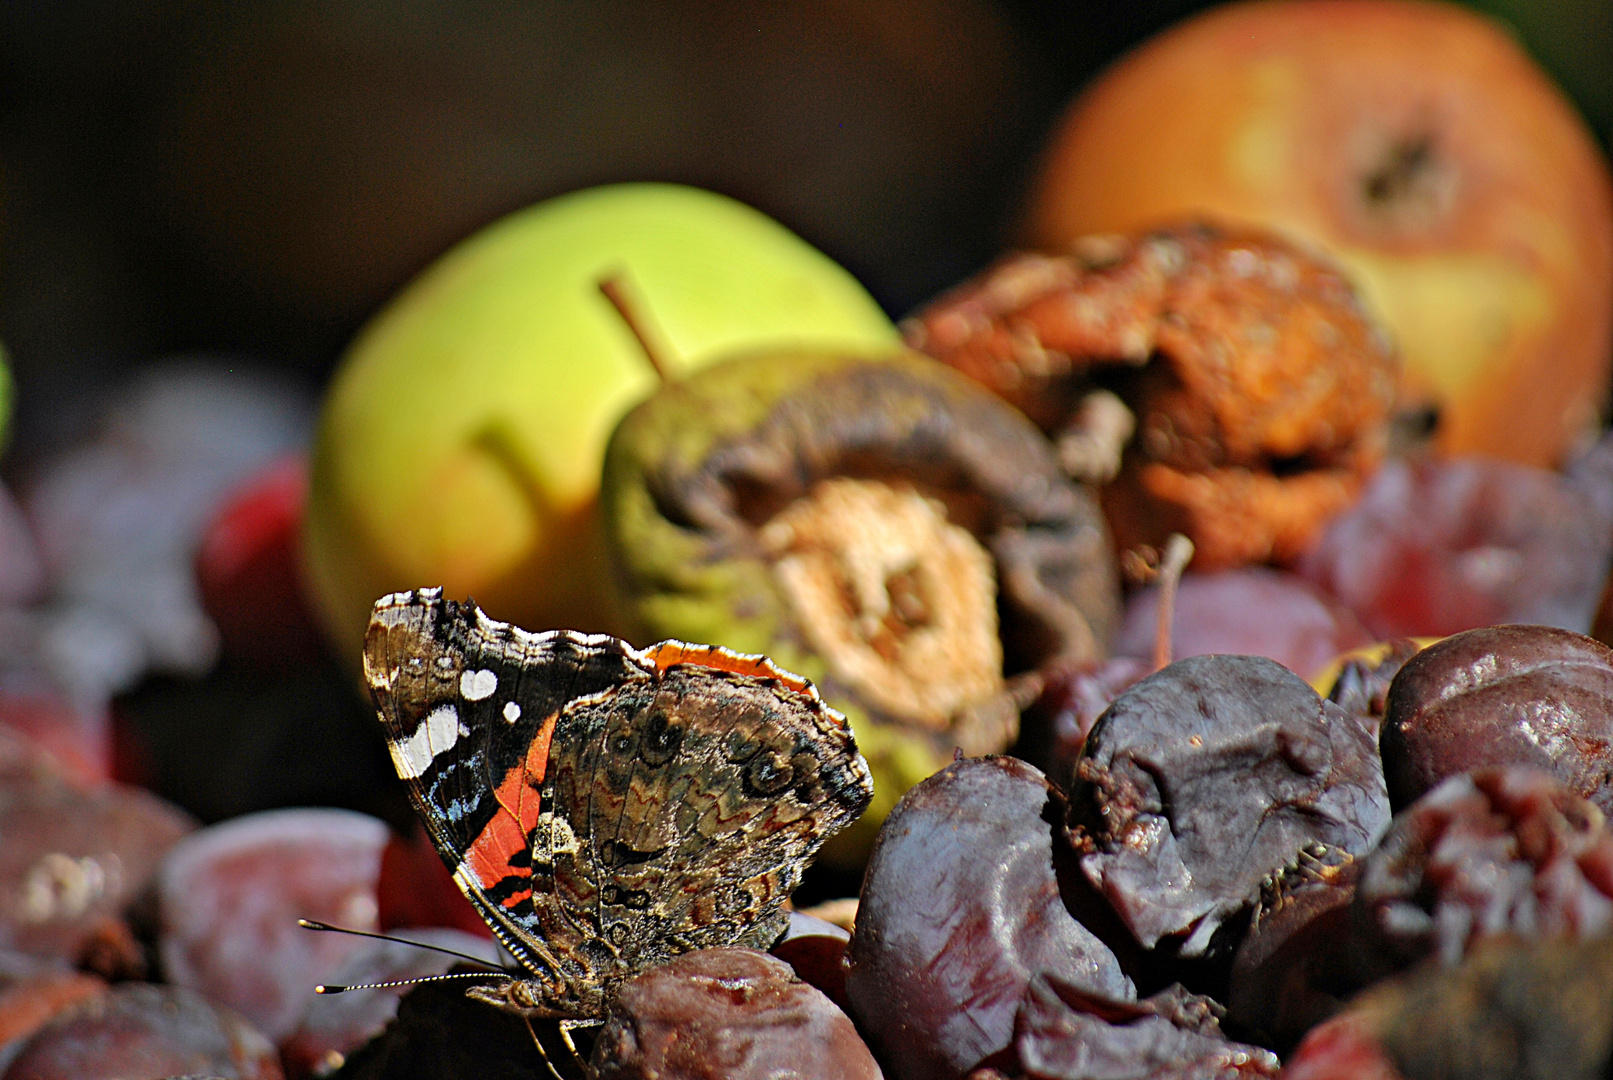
[
  {"x1": 1023, "y1": 0, "x2": 1613, "y2": 468},
  {"x1": 303, "y1": 183, "x2": 897, "y2": 665}
]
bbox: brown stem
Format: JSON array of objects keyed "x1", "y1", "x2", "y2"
[
  {"x1": 598, "y1": 272, "x2": 675, "y2": 383},
  {"x1": 1151, "y1": 533, "x2": 1194, "y2": 673}
]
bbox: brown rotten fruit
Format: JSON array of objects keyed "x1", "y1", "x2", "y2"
[
  {"x1": 1020, "y1": 0, "x2": 1613, "y2": 469},
  {"x1": 905, "y1": 223, "x2": 1398, "y2": 569},
  {"x1": 600, "y1": 349, "x2": 1120, "y2": 860}
]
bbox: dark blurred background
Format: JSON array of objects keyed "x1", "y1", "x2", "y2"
[{"x1": 1, "y1": 0, "x2": 1608, "y2": 472}]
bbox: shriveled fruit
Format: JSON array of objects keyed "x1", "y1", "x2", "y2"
[
  {"x1": 1, "y1": 982, "x2": 281, "y2": 1080},
  {"x1": 1379, "y1": 625, "x2": 1613, "y2": 813},
  {"x1": 1027, "y1": 655, "x2": 1152, "y2": 790},
  {"x1": 0, "y1": 965, "x2": 106, "y2": 1064},
  {"x1": 904, "y1": 223, "x2": 1397, "y2": 569},
  {"x1": 845, "y1": 756, "x2": 1133, "y2": 1080},
  {"x1": 1068, "y1": 655, "x2": 1390, "y2": 956},
  {"x1": 602, "y1": 349, "x2": 1119, "y2": 860},
  {"x1": 1297, "y1": 453, "x2": 1613, "y2": 640},
  {"x1": 1014, "y1": 976, "x2": 1279, "y2": 1079},
  {"x1": 0, "y1": 778, "x2": 194, "y2": 966},
  {"x1": 1226, "y1": 844, "x2": 1362, "y2": 1050},
  {"x1": 1314, "y1": 638, "x2": 1431, "y2": 737},
  {"x1": 1352, "y1": 768, "x2": 1613, "y2": 981},
  {"x1": 589, "y1": 948, "x2": 881, "y2": 1080},
  {"x1": 156, "y1": 807, "x2": 389, "y2": 1041}
]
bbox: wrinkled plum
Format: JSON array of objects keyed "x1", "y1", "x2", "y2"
[
  {"x1": 1028, "y1": 656, "x2": 1152, "y2": 790},
  {"x1": 1352, "y1": 768, "x2": 1613, "y2": 981},
  {"x1": 157, "y1": 807, "x2": 389, "y2": 1041},
  {"x1": 1380, "y1": 625, "x2": 1613, "y2": 813},
  {"x1": 1319, "y1": 639, "x2": 1427, "y2": 738},
  {"x1": 1115, "y1": 568, "x2": 1372, "y2": 683},
  {"x1": 845, "y1": 756, "x2": 1133, "y2": 1080},
  {"x1": 1, "y1": 982, "x2": 281, "y2": 1080},
  {"x1": 1015, "y1": 976, "x2": 1279, "y2": 1079},
  {"x1": 1297, "y1": 454, "x2": 1613, "y2": 640},
  {"x1": 280, "y1": 928, "x2": 500, "y2": 1079},
  {"x1": 374, "y1": 823, "x2": 487, "y2": 939},
  {"x1": 770, "y1": 909, "x2": 852, "y2": 1011},
  {"x1": 1069, "y1": 656, "x2": 1390, "y2": 956},
  {"x1": 590, "y1": 948, "x2": 881, "y2": 1080},
  {"x1": 0, "y1": 778, "x2": 193, "y2": 965},
  {"x1": 1226, "y1": 844, "x2": 1362, "y2": 1050}
]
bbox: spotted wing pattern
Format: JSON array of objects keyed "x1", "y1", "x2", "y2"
[{"x1": 363, "y1": 588, "x2": 874, "y2": 1019}]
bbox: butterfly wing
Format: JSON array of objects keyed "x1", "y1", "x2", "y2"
[
  {"x1": 557, "y1": 661, "x2": 873, "y2": 979},
  {"x1": 363, "y1": 588, "x2": 654, "y2": 1014},
  {"x1": 364, "y1": 589, "x2": 874, "y2": 1019}
]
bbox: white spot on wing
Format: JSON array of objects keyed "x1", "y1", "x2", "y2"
[
  {"x1": 389, "y1": 704, "x2": 460, "y2": 780},
  {"x1": 504, "y1": 701, "x2": 522, "y2": 724},
  {"x1": 461, "y1": 668, "x2": 498, "y2": 701}
]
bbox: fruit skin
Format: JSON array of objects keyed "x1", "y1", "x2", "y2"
[
  {"x1": 303, "y1": 183, "x2": 898, "y2": 665},
  {"x1": 1023, "y1": 0, "x2": 1613, "y2": 468}
]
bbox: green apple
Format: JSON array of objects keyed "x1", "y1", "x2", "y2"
[{"x1": 304, "y1": 182, "x2": 899, "y2": 666}]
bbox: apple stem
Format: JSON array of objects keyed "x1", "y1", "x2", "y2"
[
  {"x1": 598, "y1": 273, "x2": 676, "y2": 383},
  {"x1": 1152, "y1": 532, "x2": 1194, "y2": 673}
]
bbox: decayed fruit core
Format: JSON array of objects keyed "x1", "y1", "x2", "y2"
[{"x1": 758, "y1": 477, "x2": 1003, "y2": 729}]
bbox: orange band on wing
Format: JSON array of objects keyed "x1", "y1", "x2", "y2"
[
  {"x1": 643, "y1": 641, "x2": 815, "y2": 698},
  {"x1": 461, "y1": 710, "x2": 560, "y2": 901}
]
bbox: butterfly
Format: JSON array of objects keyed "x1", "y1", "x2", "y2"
[{"x1": 362, "y1": 588, "x2": 873, "y2": 1029}]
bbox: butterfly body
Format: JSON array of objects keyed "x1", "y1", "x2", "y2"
[{"x1": 363, "y1": 588, "x2": 873, "y2": 1020}]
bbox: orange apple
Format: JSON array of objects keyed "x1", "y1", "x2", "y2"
[{"x1": 1023, "y1": 0, "x2": 1613, "y2": 468}]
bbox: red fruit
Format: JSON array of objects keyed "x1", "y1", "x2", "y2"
[
  {"x1": 1297, "y1": 455, "x2": 1613, "y2": 640},
  {"x1": 0, "y1": 779, "x2": 194, "y2": 966},
  {"x1": 195, "y1": 453, "x2": 324, "y2": 668},
  {"x1": 157, "y1": 807, "x2": 389, "y2": 1041},
  {"x1": 1, "y1": 983, "x2": 282, "y2": 1080},
  {"x1": 1281, "y1": 1011, "x2": 1404, "y2": 1080},
  {"x1": 279, "y1": 928, "x2": 500, "y2": 1079},
  {"x1": 0, "y1": 694, "x2": 111, "y2": 789}
]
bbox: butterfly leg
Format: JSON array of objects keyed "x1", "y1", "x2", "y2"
[{"x1": 522, "y1": 1016, "x2": 598, "y2": 1080}]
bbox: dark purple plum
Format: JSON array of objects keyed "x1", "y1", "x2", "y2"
[
  {"x1": 589, "y1": 948, "x2": 880, "y2": 1080},
  {"x1": 1379, "y1": 625, "x2": 1613, "y2": 814},
  {"x1": 1068, "y1": 655, "x2": 1389, "y2": 956},
  {"x1": 845, "y1": 756, "x2": 1133, "y2": 1080},
  {"x1": 1014, "y1": 976, "x2": 1279, "y2": 1079},
  {"x1": 1352, "y1": 767, "x2": 1613, "y2": 981}
]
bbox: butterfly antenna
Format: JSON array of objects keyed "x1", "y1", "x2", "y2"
[
  {"x1": 316, "y1": 970, "x2": 496, "y2": 994},
  {"x1": 297, "y1": 919, "x2": 503, "y2": 970}
]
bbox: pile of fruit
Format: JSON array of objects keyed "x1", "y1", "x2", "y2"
[{"x1": 1, "y1": 2, "x2": 1612, "y2": 1078}]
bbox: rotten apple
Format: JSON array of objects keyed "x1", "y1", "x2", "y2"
[
  {"x1": 599, "y1": 348, "x2": 1119, "y2": 860},
  {"x1": 1022, "y1": 0, "x2": 1613, "y2": 468}
]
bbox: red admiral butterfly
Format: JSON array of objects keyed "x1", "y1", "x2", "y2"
[{"x1": 363, "y1": 588, "x2": 873, "y2": 1023}]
